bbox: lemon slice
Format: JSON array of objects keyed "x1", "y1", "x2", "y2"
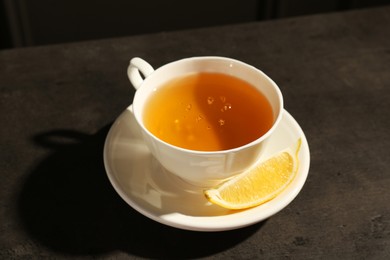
[{"x1": 204, "y1": 138, "x2": 301, "y2": 210}]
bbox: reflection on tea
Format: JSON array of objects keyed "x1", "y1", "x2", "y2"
[{"x1": 143, "y1": 72, "x2": 273, "y2": 151}]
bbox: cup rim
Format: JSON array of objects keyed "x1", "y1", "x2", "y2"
[{"x1": 132, "y1": 56, "x2": 284, "y2": 155}]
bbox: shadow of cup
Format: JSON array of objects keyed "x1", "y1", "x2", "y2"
[{"x1": 18, "y1": 125, "x2": 263, "y2": 258}]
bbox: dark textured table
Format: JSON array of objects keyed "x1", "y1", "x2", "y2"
[{"x1": 1, "y1": 6, "x2": 390, "y2": 259}]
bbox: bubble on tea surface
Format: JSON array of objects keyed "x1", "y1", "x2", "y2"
[
  {"x1": 207, "y1": 96, "x2": 214, "y2": 105},
  {"x1": 186, "y1": 104, "x2": 192, "y2": 111},
  {"x1": 221, "y1": 103, "x2": 232, "y2": 112},
  {"x1": 174, "y1": 119, "x2": 181, "y2": 131},
  {"x1": 218, "y1": 119, "x2": 225, "y2": 126},
  {"x1": 220, "y1": 96, "x2": 226, "y2": 103},
  {"x1": 196, "y1": 115, "x2": 203, "y2": 122}
]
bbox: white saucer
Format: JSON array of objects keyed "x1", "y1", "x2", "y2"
[{"x1": 103, "y1": 106, "x2": 310, "y2": 232}]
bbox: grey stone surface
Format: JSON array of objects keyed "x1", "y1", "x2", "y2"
[{"x1": 1, "y1": 5, "x2": 390, "y2": 259}]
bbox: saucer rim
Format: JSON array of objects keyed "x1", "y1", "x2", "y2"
[{"x1": 103, "y1": 107, "x2": 310, "y2": 231}]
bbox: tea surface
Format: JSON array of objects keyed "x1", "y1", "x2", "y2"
[{"x1": 143, "y1": 72, "x2": 273, "y2": 151}]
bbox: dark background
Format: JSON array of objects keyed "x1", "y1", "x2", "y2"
[{"x1": 1, "y1": 0, "x2": 390, "y2": 49}]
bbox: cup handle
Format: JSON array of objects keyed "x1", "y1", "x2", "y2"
[{"x1": 127, "y1": 57, "x2": 155, "y2": 90}]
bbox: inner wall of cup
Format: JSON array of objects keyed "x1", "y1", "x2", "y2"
[{"x1": 133, "y1": 57, "x2": 283, "y2": 144}]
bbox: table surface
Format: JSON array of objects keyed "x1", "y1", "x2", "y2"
[{"x1": 1, "y1": 5, "x2": 390, "y2": 259}]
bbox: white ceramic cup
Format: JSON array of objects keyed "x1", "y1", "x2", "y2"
[{"x1": 127, "y1": 56, "x2": 283, "y2": 187}]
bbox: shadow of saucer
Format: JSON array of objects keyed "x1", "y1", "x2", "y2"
[{"x1": 18, "y1": 125, "x2": 264, "y2": 258}]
